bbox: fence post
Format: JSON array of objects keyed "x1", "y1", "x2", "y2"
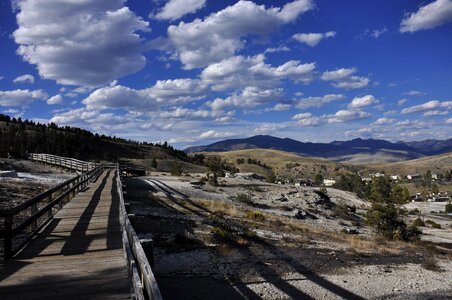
[
  {"x1": 4, "y1": 215, "x2": 13, "y2": 260},
  {"x1": 140, "y1": 238, "x2": 154, "y2": 268},
  {"x1": 30, "y1": 202, "x2": 38, "y2": 231}
]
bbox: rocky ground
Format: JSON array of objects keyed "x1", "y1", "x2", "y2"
[
  {"x1": 124, "y1": 174, "x2": 452, "y2": 300},
  {"x1": 0, "y1": 159, "x2": 74, "y2": 209}
]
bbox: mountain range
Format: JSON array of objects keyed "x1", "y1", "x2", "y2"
[{"x1": 185, "y1": 135, "x2": 452, "y2": 163}]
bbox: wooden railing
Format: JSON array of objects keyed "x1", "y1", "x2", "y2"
[
  {"x1": 29, "y1": 153, "x2": 98, "y2": 172},
  {"x1": 0, "y1": 165, "x2": 103, "y2": 260},
  {"x1": 116, "y1": 169, "x2": 162, "y2": 300}
]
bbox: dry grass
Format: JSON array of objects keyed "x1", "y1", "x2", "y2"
[{"x1": 191, "y1": 198, "x2": 420, "y2": 256}]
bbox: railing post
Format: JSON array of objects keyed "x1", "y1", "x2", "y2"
[
  {"x1": 4, "y1": 215, "x2": 13, "y2": 260},
  {"x1": 30, "y1": 202, "x2": 38, "y2": 231},
  {"x1": 46, "y1": 193, "x2": 53, "y2": 220},
  {"x1": 140, "y1": 239, "x2": 154, "y2": 268}
]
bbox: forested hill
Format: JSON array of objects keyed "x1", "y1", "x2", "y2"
[{"x1": 0, "y1": 114, "x2": 189, "y2": 162}]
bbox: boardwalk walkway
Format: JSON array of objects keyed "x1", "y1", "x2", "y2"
[{"x1": 0, "y1": 170, "x2": 130, "y2": 299}]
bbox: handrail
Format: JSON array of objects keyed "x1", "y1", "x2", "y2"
[
  {"x1": 0, "y1": 164, "x2": 103, "y2": 260},
  {"x1": 115, "y1": 168, "x2": 162, "y2": 300},
  {"x1": 29, "y1": 153, "x2": 99, "y2": 172}
]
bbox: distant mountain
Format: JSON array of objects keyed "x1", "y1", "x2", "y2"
[
  {"x1": 185, "y1": 135, "x2": 452, "y2": 163},
  {"x1": 397, "y1": 139, "x2": 452, "y2": 156}
]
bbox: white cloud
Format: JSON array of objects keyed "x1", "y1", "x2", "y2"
[
  {"x1": 159, "y1": 107, "x2": 233, "y2": 120},
  {"x1": 332, "y1": 76, "x2": 369, "y2": 89},
  {"x1": 13, "y1": 74, "x2": 35, "y2": 84},
  {"x1": 320, "y1": 68, "x2": 369, "y2": 89},
  {"x1": 165, "y1": 0, "x2": 313, "y2": 69},
  {"x1": 0, "y1": 89, "x2": 47, "y2": 106},
  {"x1": 264, "y1": 45, "x2": 291, "y2": 53},
  {"x1": 404, "y1": 90, "x2": 426, "y2": 96},
  {"x1": 446, "y1": 118, "x2": 452, "y2": 124},
  {"x1": 320, "y1": 68, "x2": 356, "y2": 81},
  {"x1": 401, "y1": 100, "x2": 452, "y2": 113},
  {"x1": 201, "y1": 54, "x2": 315, "y2": 91},
  {"x1": 292, "y1": 31, "x2": 336, "y2": 47},
  {"x1": 295, "y1": 94, "x2": 345, "y2": 109},
  {"x1": 199, "y1": 130, "x2": 235, "y2": 139},
  {"x1": 83, "y1": 78, "x2": 207, "y2": 110},
  {"x1": 265, "y1": 103, "x2": 291, "y2": 111},
  {"x1": 348, "y1": 95, "x2": 379, "y2": 109},
  {"x1": 292, "y1": 112, "x2": 322, "y2": 126},
  {"x1": 373, "y1": 117, "x2": 396, "y2": 125},
  {"x1": 400, "y1": 0, "x2": 452, "y2": 33},
  {"x1": 47, "y1": 94, "x2": 64, "y2": 105},
  {"x1": 153, "y1": 0, "x2": 206, "y2": 21},
  {"x1": 371, "y1": 27, "x2": 387, "y2": 38},
  {"x1": 210, "y1": 86, "x2": 283, "y2": 110},
  {"x1": 423, "y1": 110, "x2": 448, "y2": 116},
  {"x1": 398, "y1": 98, "x2": 408, "y2": 106},
  {"x1": 13, "y1": 0, "x2": 149, "y2": 86},
  {"x1": 325, "y1": 109, "x2": 372, "y2": 123}
]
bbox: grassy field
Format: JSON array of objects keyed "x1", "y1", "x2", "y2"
[{"x1": 199, "y1": 148, "x2": 349, "y2": 179}]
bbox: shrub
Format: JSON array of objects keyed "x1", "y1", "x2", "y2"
[
  {"x1": 246, "y1": 211, "x2": 266, "y2": 222},
  {"x1": 408, "y1": 208, "x2": 420, "y2": 215},
  {"x1": 170, "y1": 161, "x2": 183, "y2": 176},
  {"x1": 412, "y1": 218, "x2": 425, "y2": 227},
  {"x1": 432, "y1": 223, "x2": 441, "y2": 229},
  {"x1": 445, "y1": 203, "x2": 452, "y2": 214},
  {"x1": 236, "y1": 193, "x2": 252, "y2": 204}
]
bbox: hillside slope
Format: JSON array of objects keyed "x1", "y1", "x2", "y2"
[
  {"x1": 200, "y1": 149, "x2": 349, "y2": 179},
  {"x1": 0, "y1": 114, "x2": 190, "y2": 163},
  {"x1": 186, "y1": 135, "x2": 452, "y2": 163}
]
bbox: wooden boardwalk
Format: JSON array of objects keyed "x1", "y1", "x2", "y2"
[{"x1": 0, "y1": 170, "x2": 131, "y2": 299}]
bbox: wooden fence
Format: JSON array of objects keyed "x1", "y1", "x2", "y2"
[
  {"x1": 29, "y1": 153, "x2": 98, "y2": 172},
  {"x1": 0, "y1": 165, "x2": 103, "y2": 260},
  {"x1": 116, "y1": 170, "x2": 162, "y2": 300}
]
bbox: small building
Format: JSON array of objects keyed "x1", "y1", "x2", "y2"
[
  {"x1": 323, "y1": 179, "x2": 336, "y2": 187},
  {"x1": 390, "y1": 175, "x2": 400, "y2": 181},
  {"x1": 361, "y1": 177, "x2": 372, "y2": 183},
  {"x1": 370, "y1": 172, "x2": 385, "y2": 178},
  {"x1": 407, "y1": 174, "x2": 422, "y2": 180},
  {"x1": 431, "y1": 173, "x2": 438, "y2": 180}
]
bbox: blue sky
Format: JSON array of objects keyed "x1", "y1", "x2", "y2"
[{"x1": 0, "y1": 0, "x2": 451, "y2": 148}]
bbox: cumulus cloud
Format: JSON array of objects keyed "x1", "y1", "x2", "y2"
[
  {"x1": 165, "y1": 0, "x2": 313, "y2": 69},
  {"x1": 348, "y1": 95, "x2": 379, "y2": 109},
  {"x1": 13, "y1": 0, "x2": 149, "y2": 86},
  {"x1": 295, "y1": 94, "x2": 345, "y2": 109},
  {"x1": 372, "y1": 117, "x2": 396, "y2": 125},
  {"x1": 209, "y1": 86, "x2": 283, "y2": 110},
  {"x1": 83, "y1": 78, "x2": 207, "y2": 110},
  {"x1": 423, "y1": 110, "x2": 448, "y2": 116},
  {"x1": 325, "y1": 109, "x2": 371, "y2": 123},
  {"x1": 292, "y1": 31, "x2": 336, "y2": 47},
  {"x1": 265, "y1": 103, "x2": 291, "y2": 111},
  {"x1": 13, "y1": 74, "x2": 34, "y2": 84},
  {"x1": 404, "y1": 90, "x2": 426, "y2": 96},
  {"x1": 446, "y1": 118, "x2": 452, "y2": 124},
  {"x1": 398, "y1": 99, "x2": 408, "y2": 106},
  {"x1": 292, "y1": 112, "x2": 321, "y2": 126},
  {"x1": 153, "y1": 0, "x2": 206, "y2": 21},
  {"x1": 199, "y1": 130, "x2": 235, "y2": 139},
  {"x1": 320, "y1": 68, "x2": 369, "y2": 89},
  {"x1": 159, "y1": 107, "x2": 233, "y2": 120},
  {"x1": 47, "y1": 94, "x2": 64, "y2": 105},
  {"x1": 401, "y1": 100, "x2": 452, "y2": 113},
  {"x1": 201, "y1": 54, "x2": 315, "y2": 91},
  {"x1": 400, "y1": 0, "x2": 452, "y2": 33},
  {"x1": 0, "y1": 89, "x2": 47, "y2": 106},
  {"x1": 264, "y1": 46, "x2": 290, "y2": 53}
]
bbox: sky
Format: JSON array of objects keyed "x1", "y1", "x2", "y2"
[{"x1": 0, "y1": 0, "x2": 451, "y2": 149}]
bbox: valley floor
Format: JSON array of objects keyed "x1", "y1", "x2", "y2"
[{"x1": 124, "y1": 175, "x2": 452, "y2": 300}]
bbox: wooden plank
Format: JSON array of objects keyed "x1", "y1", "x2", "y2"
[{"x1": 0, "y1": 170, "x2": 131, "y2": 299}]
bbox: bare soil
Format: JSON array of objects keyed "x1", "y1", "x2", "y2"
[{"x1": 124, "y1": 175, "x2": 452, "y2": 299}]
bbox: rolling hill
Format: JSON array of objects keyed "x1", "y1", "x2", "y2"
[
  {"x1": 185, "y1": 135, "x2": 452, "y2": 163},
  {"x1": 200, "y1": 149, "x2": 350, "y2": 179}
]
